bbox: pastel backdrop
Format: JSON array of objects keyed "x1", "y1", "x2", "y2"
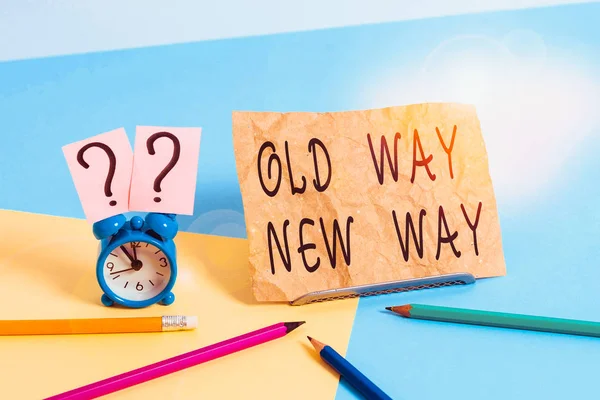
[{"x1": 1, "y1": 2, "x2": 600, "y2": 399}]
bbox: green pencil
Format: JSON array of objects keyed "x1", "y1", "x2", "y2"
[{"x1": 386, "y1": 304, "x2": 600, "y2": 338}]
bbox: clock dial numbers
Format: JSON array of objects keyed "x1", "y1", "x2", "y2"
[
  {"x1": 106, "y1": 262, "x2": 115, "y2": 272},
  {"x1": 130, "y1": 242, "x2": 141, "y2": 260},
  {"x1": 103, "y1": 241, "x2": 171, "y2": 302}
]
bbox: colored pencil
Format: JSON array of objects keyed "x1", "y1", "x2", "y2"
[
  {"x1": 45, "y1": 321, "x2": 305, "y2": 400},
  {"x1": 308, "y1": 336, "x2": 392, "y2": 400},
  {"x1": 386, "y1": 304, "x2": 600, "y2": 338},
  {"x1": 0, "y1": 315, "x2": 197, "y2": 336}
]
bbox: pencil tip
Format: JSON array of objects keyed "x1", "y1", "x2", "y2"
[
  {"x1": 389, "y1": 304, "x2": 412, "y2": 317},
  {"x1": 385, "y1": 307, "x2": 392, "y2": 311},
  {"x1": 284, "y1": 321, "x2": 305, "y2": 333},
  {"x1": 308, "y1": 336, "x2": 326, "y2": 352}
]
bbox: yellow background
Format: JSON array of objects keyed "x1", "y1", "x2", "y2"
[{"x1": 0, "y1": 210, "x2": 358, "y2": 399}]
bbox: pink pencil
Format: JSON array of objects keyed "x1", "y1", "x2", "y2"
[{"x1": 45, "y1": 321, "x2": 305, "y2": 399}]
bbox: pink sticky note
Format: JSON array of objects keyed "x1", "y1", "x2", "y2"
[
  {"x1": 62, "y1": 128, "x2": 134, "y2": 223},
  {"x1": 129, "y1": 126, "x2": 202, "y2": 214}
]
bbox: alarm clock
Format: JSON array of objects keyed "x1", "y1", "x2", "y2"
[{"x1": 92, "y1": 212, "x2": 179, "y2": 308}]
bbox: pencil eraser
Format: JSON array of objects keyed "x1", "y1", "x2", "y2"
[{"x1": 187, "y1": 316, "x2": 198, "y2": 329}]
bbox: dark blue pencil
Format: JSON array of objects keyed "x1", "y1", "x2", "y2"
[{"x1": 308, "y1": 336, "x2": 392, "y2": 400}]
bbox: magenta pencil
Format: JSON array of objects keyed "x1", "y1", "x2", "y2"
[{"x1": 45, "y1": 321, "x2": 305, "y2": 400}]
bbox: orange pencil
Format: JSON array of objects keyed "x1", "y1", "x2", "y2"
[{"x1": 0, "y1": 316, "x2": 197, "y2": 335}]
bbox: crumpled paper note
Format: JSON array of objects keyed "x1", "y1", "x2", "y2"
[{"x1": 232, "y1": 103, "x2": 506, "y2": 302}]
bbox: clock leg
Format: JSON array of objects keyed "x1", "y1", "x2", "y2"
[
  {"x1": 160, "y1": 292, "x2": 175, "y2": 305},
  {"x1": 101, "y1": 294, "x2": 114, "y2": 307}
]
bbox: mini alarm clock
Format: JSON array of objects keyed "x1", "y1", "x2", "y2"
[{"x1": 92, "y1": 212, "x2": 179, "y2": 308}]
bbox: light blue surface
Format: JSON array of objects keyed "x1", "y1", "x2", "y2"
[
  {"x1": 337, "y1": 138, "x2": 600, "y2": 399},
  {"x1": 1, "y1": 3, "x2": 599, "y2": 399}
]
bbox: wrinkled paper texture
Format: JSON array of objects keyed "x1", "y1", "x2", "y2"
[{"x1": 233, "y1": 103, "x2": 506, "y2": 302}]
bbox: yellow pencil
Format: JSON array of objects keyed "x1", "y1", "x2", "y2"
[{"x1": 0, "y1": 316, "x2": 197, "y2": 335}]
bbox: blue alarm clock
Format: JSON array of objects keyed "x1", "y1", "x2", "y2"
[{"x1": 92, "y1": 212, "x2": 179, "y2": 308}]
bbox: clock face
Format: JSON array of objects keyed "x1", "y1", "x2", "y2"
[{"x1": 102, "y1": 241, "x2": 172, "y2": 302}]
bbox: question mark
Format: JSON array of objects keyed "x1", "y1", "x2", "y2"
[
  {"x1": 146, "y1": 132, "x2": 181, "y2": 203},
  {"x1": 77, "y1": 142, "x2": 118, "y2": 206}
]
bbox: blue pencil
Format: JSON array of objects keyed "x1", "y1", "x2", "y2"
[{"x1": 308, "y1": 336, "x2": 392, "y2": 400}]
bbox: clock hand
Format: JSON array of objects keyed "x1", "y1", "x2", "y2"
[
  {"x1": 120, "y1": 246, "x2": 135, "y2": 263},
  {"x1": 110, "y1": 267, "x2": 134, "y2": 275},
  {"x1": 132, "y1": 245, "x2": 138, "y2": 261}
]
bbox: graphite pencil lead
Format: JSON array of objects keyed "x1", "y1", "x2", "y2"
[
  {"x1": 283, "y1": 321, "x2": 306, "y2": 333},
  {"x1": 385, "y1": 307, "x2": 392, "y2": 311}
]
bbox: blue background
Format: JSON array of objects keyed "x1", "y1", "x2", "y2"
[{"x1": 1, "y1": 3, "x2": 600, "y2": 399}]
